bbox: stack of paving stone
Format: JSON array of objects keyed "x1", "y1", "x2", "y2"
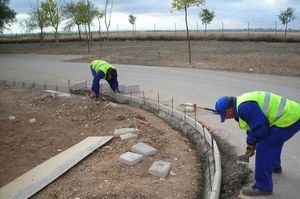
[{"x1": 114, "y1": 128, "x2": 172, "y2": 178}]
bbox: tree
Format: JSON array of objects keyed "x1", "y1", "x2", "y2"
[
  {"x1": 278, "y1": 7, "x2": 296, "y2": 42},
  {"x1": 95, "y1": 10, "x2": 104, "y2": 56},
  {"x1": 22, "y1": 0, "x2": 49, "y2": 45},
  {"x1": 128, "y1": 14, "x2": 136, "y2": 40},
  {"x1": 104, "y1": 0, "x2": 113, "y2": 41},
  {"x1": 199, "y1": 8, "x2": 215, "y2": 41},
  {"x1": 171, "y1": 0, "x2": 205, "y2": 65},
  {"x1": 62, "y1": 1, "x2": 83, "y2": 40},
  {"x1": 0, "y1": 0, "x2": 16, "y2": 33},
  {"x1": 41, "y1": 0, "x2": 62, "y2": 46}
]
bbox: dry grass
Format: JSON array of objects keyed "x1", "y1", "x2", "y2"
[{"x1": 1, "y1": 31, "x2": 300, "y2": 43}]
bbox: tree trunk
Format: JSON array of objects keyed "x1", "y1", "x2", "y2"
[
  {"x1": 85, "y1": 25, "x2": 91, "y2": 54},
  {"x1": 184, "y1": 6, "x2": 191, "y2": 65},
  {"x1": 98, "y1": 20, "x2": 103, "y2": 57},
  {"x1": 39, "y1": 27, "x2": 44, "y2": 46},
  {"x1": 205, "y1": 23, "x2": 207, "y2": 41},
  {"x1": 77, "y1": 24, "x2": 82, "y2": 41},
  {"x1": 55, "y1": 28, "x2": 59, "y2": 46},
  {"x1": 284, "y1": 22, "x2": 288, "y2": 42},
  {"x1": 132, "y1": 25, "x2": 134, "y2": 40}
]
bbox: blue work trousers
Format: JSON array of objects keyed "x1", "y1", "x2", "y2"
[{"x1": 255, "y1": 120, "x2": 300, "y2": 192}]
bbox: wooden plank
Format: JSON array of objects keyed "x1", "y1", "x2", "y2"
[{"x1": 0, "y1": 136, "x2": 113, "y2": 199}]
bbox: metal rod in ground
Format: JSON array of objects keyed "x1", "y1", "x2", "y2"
[
  {"x1": 130, "y1": 90, "x2": 132, "y2": 102},
  {"x1": 55, "y1": 85, "x2": 58, "y2": 91},
  {"x1": 44, "y1": 84, "x2": 46, "y2": 90},
  {"x1": 22, "y1": 82, "x2": 25, "y2": 88},
  {"x1": 184, "y1": 104, "x2": 186, "y2": 123},
  {"x1": 114, "y1": 91, "x2": 117, "y2": 100},
  {"x1": 143, "y1": 91, "x2": 145, "y2": 105},
  {"x1": 194, "y1": 105, "x2": 197, "y2": 128},
  {"x1": 171, "y1": 98, "x2": 174, "y2": 116},
  {"x1": 68, "y1": 80, "x2": 71, "y2": 93},
  {"x1": 157, "y1": 93, "x2": 160, "y2": 110},
  {"x1": 207, "y1": 156, "x2": 212, "y2": 191}
]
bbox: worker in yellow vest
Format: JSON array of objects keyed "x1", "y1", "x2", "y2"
[
  {"x1": 215, "y1": 91, "x2": 300, "y2": 196},
  {"x1": 90, "y1": 60, "x2": 119, "y2": 99}
]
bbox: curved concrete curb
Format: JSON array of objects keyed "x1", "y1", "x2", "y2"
[{"x1": 0, "y1": 80, "x2": 222, "y2": 199}]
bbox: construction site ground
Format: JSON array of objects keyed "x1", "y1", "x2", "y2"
[
  {"x1": 0, "y1": 87, "x2": 201, "y2": 198},
  {"x1": 0, "y1": 40, "x2": 299, "y2": 77}
]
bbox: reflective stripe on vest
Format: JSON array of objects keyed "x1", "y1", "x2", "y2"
[
  {"x1": 90, "y1": 60, "x2": 114, "y2": 78},
  {"x1": 236, "y1": 91, "x2": 300, "y2": 130}
]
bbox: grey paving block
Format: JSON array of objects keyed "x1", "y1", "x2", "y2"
[
  {"x1": 148, "y1": 160, "x2": 171, "y2": 178},
  {"x1": 131, "y1": 142, "x2": 157, "y2": 156},
  {"x1": 120, "y1": 133, "x2": 138, "y2": 140},
  {"x1": 72, "y1": 80, "x2": 86, "y2": 91},
  {"x1": 119, "y1": 152, "x2": 143, "y2": 166},
  {"x1": 114, "y1": 128, "x2": 139, "y2": 137}
]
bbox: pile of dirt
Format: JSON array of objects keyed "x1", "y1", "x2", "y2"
[{"x1": 0, "y1": 86, "x2": 200, "y2": 198}]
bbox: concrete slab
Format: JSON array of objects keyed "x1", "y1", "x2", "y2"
[
  {"x1": 131, "y1": 142, "x2": 157, "y2": 156},
  {"x1": 0, "y1": 136, "x2": 113, "y2": 199},
  {"x1": 120, "y1": 133, "x2": 138, "y2": 140},
  {"x1": 148, "y1": 160, "x2": 171, "y2": 178},
  {"x1": 119, "y1": 152, "x2": 143, "y2": 166},
  {"x1": 114, "y1": 128, "x2": 139, "y2": 137}
]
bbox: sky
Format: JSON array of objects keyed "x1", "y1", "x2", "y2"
[{"x1": 4, "y1": 0, "x2": 300, "y2": 34}]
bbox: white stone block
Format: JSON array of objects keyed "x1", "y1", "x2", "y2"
[
  {"x1": 148, "y1": 160, "x2": 171, "y2": 178},
  {"x1": 29, "y1": 118, "x2": 36, "y2": 123},
  {"x1": 114, "y1": 128, "x2": 139, "y2": 137},
  {"x1": 120, "y1": 133, "x2": 138, "y2": 140},
  {"x1": 131, "y1": 142, "x2": 157, "y2": 156},
  {"x1": 185, "y1": 106, "x2": 195, "y2": 112},
  {"x1": 119, "y1": 152, "x2": 143, "y2": 166},
  {"x1": 122, "y1": 84, "x2": 140, "y2": 94},
  {"x1": 8, "y1": 116, "x2": 16, "y2": 121}
]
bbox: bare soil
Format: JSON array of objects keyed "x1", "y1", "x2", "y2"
[
  {"x1": 0, "y1": 86, "x2": 200, "y2": 198},
  {"x1": 1, "y1": 40, "x2": 299, "y2": 77}
]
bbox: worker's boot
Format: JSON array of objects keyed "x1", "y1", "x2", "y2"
[
  {"x1": 273, "y1": 166, "x2": 282, "y2": 174},
  {"x1": 241, "y1": 185, "x2": 272, "y2": 196}
]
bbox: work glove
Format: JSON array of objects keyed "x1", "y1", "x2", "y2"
[
  {"x1": 90, "y1": 91, "x2": 96, "y2": 98},
  {"x1": 245, "y1": 144, "x2": 255, "y2": 157}
]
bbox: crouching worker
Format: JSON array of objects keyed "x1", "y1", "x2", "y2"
[
  {"x1": 90, "y1": 60, "x2": 119, "y2": 100},
  {"x1": 215, "y1": 91, "x2": 300, "y2": 196}
]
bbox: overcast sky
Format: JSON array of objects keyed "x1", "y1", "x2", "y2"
[{"x1": 5, "y1": 0, "x2": 300, "y2": 34}]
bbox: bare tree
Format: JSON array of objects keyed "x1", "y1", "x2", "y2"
[
  {"x1": 104, "y1": 0, "x2": 113, "y2": 41},
  {"x1": 96, "y1": 10, "x2": 104, "y2": 56}
]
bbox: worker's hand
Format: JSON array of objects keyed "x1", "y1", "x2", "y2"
[
  {"x1": 90, "y1": 91, "x2": 96, "y2": 98},
  {"x1": 245, "y1": 144, "x2": 255, "y2": 157}
]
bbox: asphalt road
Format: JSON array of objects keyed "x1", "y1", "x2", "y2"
[{"x1": 0, "y1": 54, "x2": 299, "y2": 198}]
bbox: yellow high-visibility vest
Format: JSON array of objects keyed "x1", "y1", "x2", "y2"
[{"x1": 237, "y1": 91, "x2": 300, "y2": 130}]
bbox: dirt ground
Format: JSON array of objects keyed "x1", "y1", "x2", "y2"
[
  {"x1": 0, "y1": 40, "x2": 299, "y2": 77},
  {"x1": 0, "y1": 86, "x2": 200, "y2": 198}
]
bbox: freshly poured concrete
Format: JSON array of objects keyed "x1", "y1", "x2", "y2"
[{"x1": 0, "y1": 136, "x2": 113, "y2": 199}]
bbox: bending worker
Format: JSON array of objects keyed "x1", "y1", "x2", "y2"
[
  {"x1": 215, "y1": 91, "x2": 300, "y2": 196},
  {"x1": 90, "y1": 60, "x2": 119, "y2": 99}
]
